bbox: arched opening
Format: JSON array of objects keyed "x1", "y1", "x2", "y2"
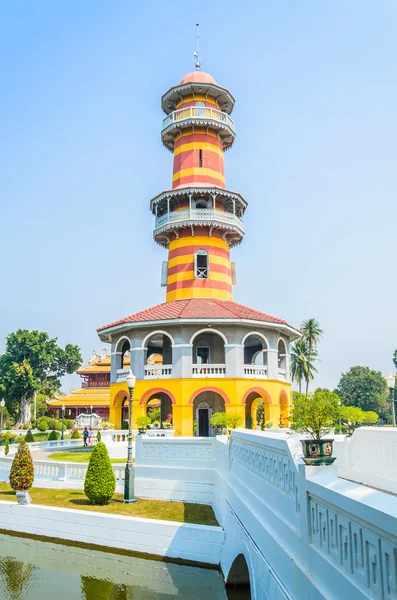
[
  {"x1": 245, "y1": 390, "x2": 271, "y2": 430},
  {"x1": 145, "y1": 392, "x2": 173, "y2": 428},
  {"x1": 114, "y1": 338, "x2": 131, "y2": 376},
  {"x1": 144, "y1": 332, "x2": 173, "y2": 378},
  {"x1": 278, "y1": 339, "x2": 287, "y2": 380},
  {"x1": 226, "y1": 554, "x2": 251, "y2": 599},
  {"x1": 193, "y1": 391, "x2": 225, "y2": 437},
  {"x1": 112, "y1": 390, "x2": 129, "y2": 430},
  {"x1": 243, "y1": 334, "x2": 268, "y2": 377},
  {"x1": 192, "y1": 330, "x2": 226, "y2": 376}
]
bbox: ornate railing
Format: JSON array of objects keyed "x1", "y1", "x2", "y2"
[
  {"x1": 244, "y1": 365, "x2": 268, "y2": 379},
  {"x1": 155, "y1": 208, "x2": 243, "y2": 232},
  {"x1": 278, "y1": 368, "x2": 287, "y2": 381},
  {"x1": 144, "y1": 365, "x2": 173, "y2": 379},
  {"x1": 162, "y1": 106, "x2": 235, "y2": 133},
  {"x1": 116, "y1": 368, "x2": 130, "y2": 382},
  {"x1": 192, "y1": 364, "x2": 226, "y2": 377}
]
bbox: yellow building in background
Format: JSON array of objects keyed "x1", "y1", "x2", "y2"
[{"x1": 97, "y1": 68, "x2": 300, "y2": 435}]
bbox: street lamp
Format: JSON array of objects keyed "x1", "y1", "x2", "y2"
[
  {"x1": 90, "y1": 404, "x2": 93, "y2": 429},
  {"x1": 124, "y1": 369, "x2": 137, "y2": 503},
  {"x1": 386, "y1": 372, "x2": 396, "y2": 427},
  {"x1": 0, "y1": 399, "x2": 5, "y2": 431},
  {"x1": 61, "y1": 405, "x2": 65, "y2": 441}
]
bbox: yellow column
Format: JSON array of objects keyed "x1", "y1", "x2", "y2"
[{"x1": 172, "y1": 403, "x2": 194, "y2": 436}]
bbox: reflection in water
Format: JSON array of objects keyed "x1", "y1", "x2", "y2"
[{"x1": 0, "y1": 533, "x2": 247, "y2": 600}]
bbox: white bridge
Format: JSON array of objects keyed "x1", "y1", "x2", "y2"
[{"x1": 0, "y1": 428, "x2": 396, "y2": 599}]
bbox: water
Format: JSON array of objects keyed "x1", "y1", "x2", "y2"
[{"x1": 0, "y1": 533, "x2": 248, "y2": 599}]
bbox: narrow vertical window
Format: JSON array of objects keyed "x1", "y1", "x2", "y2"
[
  {"x1": 195, "y1": 249, "x2": 209, "y2": 278},
  {"x1": 199, "y1": 149, "x2": 203, "y2": 167}
]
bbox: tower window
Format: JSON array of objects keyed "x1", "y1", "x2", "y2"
[
  {"x1": 199, "y1": 149, "x2": 203, "y2": 167},
  {"x1": 195, "y1": 249, "x2": 209, "y2": 278},
  {"x1": 196, "y1": 340, "x2": 210, "y2": 364}
]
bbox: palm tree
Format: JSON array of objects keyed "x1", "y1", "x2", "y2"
[
  {"x1": 301, "y1": 318, "x2": 323, "y2": 393},
  {"x1": 291, "y1": 338, "x2": 309, "y2": 393}
]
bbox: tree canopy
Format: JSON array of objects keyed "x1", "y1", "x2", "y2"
[
  {"x1": 335, "y1": 366, "x2": 389, "y2": 416},
  {"x1": 0, "y1": 329, "x2": 82, "y2": 427},
  {"x1": 291, "y1": 318, "x2": 322, "y2": 394}
]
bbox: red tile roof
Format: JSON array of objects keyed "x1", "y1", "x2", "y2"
[{"x1": 97, "y1": 299, "x2": 288, "y2": 332}]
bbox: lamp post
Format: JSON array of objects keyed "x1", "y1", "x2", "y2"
[
  {"x1": 386, "y1": 372, "x2": 396, "y2": 427},
  {"x1": 90, "y1": 404, "x2": 93, "y2": 429},
  {"x1": 61, "y1": 405, "x2": 65, "y2": 441},
  {"x1": 0, "y1": 399, "x2": 5, "y2": 431},
  {"x1": 338, "y1": 401, "x2": 342, "y2": 433},
  {"x1": 124, "y1": 369, "x2": 137, "y2": 503}
]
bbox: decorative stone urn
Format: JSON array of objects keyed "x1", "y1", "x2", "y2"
[
  {"x1": 16, "y1": 490, "x2": 32, "y2": 505},
  {"x1": 216, "y1": 426, "x2": 227, "y2": 435},
  {"x1": 301, "y1": 439, "x2": 336, "y2": 466}
]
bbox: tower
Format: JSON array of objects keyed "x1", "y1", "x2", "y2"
[
  {"x1": 98, "y1": 64, "x2": 299, "y2": 437},
  {"x1": 151, "y1": 70, "x2": 246, "y2": 302}
]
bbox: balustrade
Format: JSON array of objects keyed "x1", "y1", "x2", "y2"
[
  {"x1": 243, "y1": 365, "x2": 267, "y2": 379},
  {"x1": 155, "y1": 208, "x2": 243, "y2": 232},
  {"x1": 116, "y1": 368, "x2": 130, "y2": 382},
  {"x1": 192, "y1": 364, "x2": 226, "y2": 378},
  {"x1": 144, "y1": 365, "x2": 172, "y2": 379},
  {"x1": 278, "y1": 368, "x2": 287, "y2": 381},
  {"x1": 162, "y1": 106, "x2": 235, "y2": 133}
]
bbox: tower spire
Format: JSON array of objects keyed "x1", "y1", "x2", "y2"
[{"x1": 193, "y1": 23, "x2": 200, "y2": 71}]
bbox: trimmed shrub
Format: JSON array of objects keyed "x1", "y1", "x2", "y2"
[
  {"x1": 66, "y1": 419, "x2": 74, "y2": 429},
  {"x1": 48, "y1": 430, "x2": 60, "y2": 441},
  {"x1": 25, "y1": 429, "x2": 35, "y2": 443},
  {"x1": 22, "y1": 423, "x2": 30, "y2": 430},
  {"x1": 38, "y1": 420, "x2": 48, "y2": 432},
  {"x1": 84, "y1": 442, "x2": 116, "y2": 505},
  {"x1": 39, "y1": 416, "x2": 48, "y2": 423},
  {"x1": 96, "y1": 430, "x2": 101, "y2": 442},
  {"x1": 9, "y1": 441, "x2": 34, "y2": 491},
  {"x1": 71, "y1": 429, "x2": 80, "y2": 439},
  {"x1": 55, "y1": 421, "x2": 66, "y2": 431},
  {"x1": 5, "y1": 436, "x2": 9, "y2": 456},
  {"x1": 48, "y1": 418, "x2": 56, "y2": 430}
]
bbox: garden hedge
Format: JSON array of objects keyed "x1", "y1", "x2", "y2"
[
  {"x1": 48, "y1": 430, "x2": 60, "y2": 441},
  {"x1": 84, "y1": 442, "x2": 116, "y2": 505},
  {"x1": 9, "y1": 441, "x2": 34, "y2": 491},
  {"x1": 38, "y1": 420, "x2": 48, "y2": 432}
]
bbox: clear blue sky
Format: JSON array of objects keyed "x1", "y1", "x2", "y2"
[{"x1": 1, "y1": 1, "x2": 396, "y2": 393}]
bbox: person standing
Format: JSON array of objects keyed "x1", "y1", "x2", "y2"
[
  {"x1": 83, "y1": 427, "x2": 89, "y2": 447},
  {"x1": 88, "y1": 428, "x2": 93, "y2": 445}
]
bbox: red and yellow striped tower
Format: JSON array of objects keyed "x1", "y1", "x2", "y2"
[{"x1": 150, "y1": 69, "x2": 247, "y2": 302}]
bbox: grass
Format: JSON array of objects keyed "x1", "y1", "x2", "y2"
[
  {"x1": 48, "y1": 450, "x2": 126, "y2": 464},
  {"x1": 0, "y1": 482, "x2": 218, "y2": 526}
]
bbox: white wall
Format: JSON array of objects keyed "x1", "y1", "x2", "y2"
[{"x1": 0, "y1": 501, "x2": 224, "y2": 565}]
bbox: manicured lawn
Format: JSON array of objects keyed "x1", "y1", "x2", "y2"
[
  {"x1": 48, "y1": 450, "x2": 126, "y2": 464},
  {"x1": 0, "y1": 482, "x2": 218, "y2": 526}
]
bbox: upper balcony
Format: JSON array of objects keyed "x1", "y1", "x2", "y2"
[
  {"x1": 154, "y1": 208, "x2": 244, "y2": 248},
  {"x1": 161, "y1": 107, "x2": 235, "y2": 151}
]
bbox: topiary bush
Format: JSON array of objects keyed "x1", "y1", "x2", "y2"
[
  {"x1": 9, "y1": 441, "x2": 34, "y2": 491},
  {"x1": 25, "y1": 429, "x2": 35, "y2": 443},
  {"x1": 55, "y1": 421, "x2": 65, "y2": 431},
  {"x1": 48, "y1": 418, "x2": 56, "y2": 430},
  {"x1": 71, "y1": 429, "x2": 80, "y2": 439},
  {"x1": 84, "y1": 442, "x2": 116, "y2": 505},
  {"x1": 66, "y1": 419, "x2": 74, "y2": 429},
  {"x1": 5, "y1": 436, "x2": 9, "y2": 456},
  {"x1": 96, "y1": 430, "x2": 101, "y2": 442},
  {"x1": 38, "y1": 420, "x2": 48, "y2": 432},
  {"x1": 48, "y1": 430, "x2": 60, "y2": 441}
]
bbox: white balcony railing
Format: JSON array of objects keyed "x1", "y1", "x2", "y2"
[
  {"x1": 244, "y1": 365, "x2": 268, "y2": 379},
  {"x1": 192, "y1": 364, "x2": 226, "y2": 378},
  {"x1": 162, "y1": 106, "x2": 235, "y2": 134},
  {"x1": 155, "y1": 208, "x2": 243, "y2": 232},
  {"x1": 144, "y1": 365, "x2": 173, "y2": 379},
  {"x1": 278, "y1": 368, "x2": 287, "y2": 381},
  {"x1": 116, "y1": 368, "x2": 130, "y2": 383}
]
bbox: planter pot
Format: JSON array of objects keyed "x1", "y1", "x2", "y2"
[
  {"x1": 16, "y1": 490, "x2": 32, "y2": 505},
  {"x1": 138, "y1": 428, "x2": 147, "y2": 435},
  {"x1": 216, "y1": 426, "x2": 227, "y2": 435},
  {"x1": 301, "y1": 438, "x2": 336, "y2": 466}
]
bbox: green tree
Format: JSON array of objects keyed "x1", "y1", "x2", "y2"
[
  {"x1": 84, "y1": 442, "x2": 116, "y2": 505},
  {"x1": 393, "y1": 349, "x2": 397, "y2": 371},
  {"x1": 300, "y1": 318, "x2": 323, "y2": 393},
  {"x1": 290, "y1": 389, "x2": 340, "y2": 439},
  {"x1": 291, "y1": 338, "x2": 317, "y2": 393},
  {"x1": 0, "y1": 330, "x2": 82, "y2": 428},
  {"x1": 335, "y1": 366, "x2": 388, "y2": 415},
  {"x1": 9, "y1": 441, "x2": 34, "y2": 491}
]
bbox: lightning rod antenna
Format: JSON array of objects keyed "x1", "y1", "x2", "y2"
[{"x1": 193, "y1": 23, "x2": 201, "y2": 71}]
